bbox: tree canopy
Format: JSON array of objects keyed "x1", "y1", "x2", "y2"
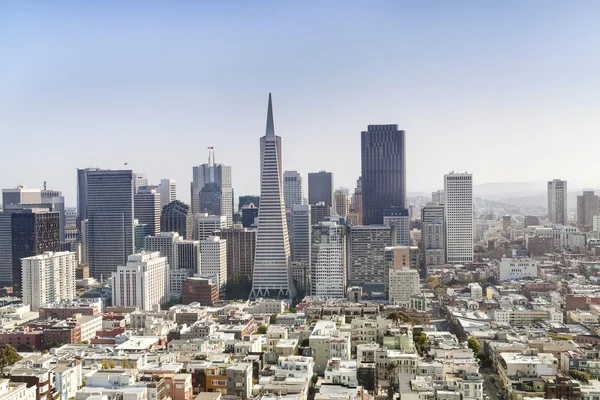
[
  {"x1": 387, "y1": 311, "x2": 414, "y2": 325},
  {"x1": 467, "y1": 336, "x2": 481, "y2": 354},
  {"x1": 570, "y1": 370, "x2": 590, "y2": 383},
  {"x1": 0, "y1": 345, "x2": 22, "y2": 368}
]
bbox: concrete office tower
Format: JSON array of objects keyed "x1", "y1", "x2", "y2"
[
  {"x1": 144, "y1": 232, "x2": 200, "y2": 273},
  {"x1": 21, "y1": 251, "x2": 76, "y2": 311},
  {"x1": 195, "y1": 213, "x2": 227, "y2": 241},
  {"x1": 241, "y1": 205, "x2": 259, "y2": 228},
  {"x1": 308, "y1": 171, "x2": 334, "y2": 208},
  {"x1": 524, "y1": 216, "x2": 541, "y2": 228},
  {"x1": 2, "y1": 186, "x2": 42, "y2": 205},
  {"x1": 200, "y1": 236, "x2": 227, "y2": 290},
  {"x1": 361, "y1": 125, "x2": 406, "y2": 225},
  {"x1": 250, "y1": 94, "x2": 296, "y2": 299},
  {"x1": 577, "y1": 190, "x2": 598, "y2": 231},
  {"x1": 432, "y1": 190, "x2": 445, "y2": 205},
  {"x1": 421, "y1": 204, "x2": 445, "y2": 267},
  {"x1": 161, "y1": 200, "x2": 193, "y2": 239},
  {"x1": 283, "y1": 171, "x2": 304, "y2": 210},
  {"x1": 214, "y1": 225, "x2": 256, "y2": 277},
  {"x1": 192, "y1": 151, "x2": 233, "y2": 225},
  {"x1": 311, "y1": 221, "x2": 346, "y2": 298},
  {"x1": 85, "y1": 169, "x2": 134, "y2": 280},
  {"x1": 111, "y1": 252, "x2": 169, "y2": 311},
  {"x1": 133, "y1": 173, "x2": 148, "y2": 193},
  {"x1": 290, "y1": 204, "x2": 311, "y2": 264},
  {"x1": 0, "y1": 209, "x2": 60, "y2": 292},
  {"x1": 444, "y1": 172, "x2": 473, "y2": 263},
  {"x1": 158, "y1": 178, "x2": 177, "y2": 209},
  {"x1": 386, "y1": 246, "x2": 420, "y2": 306},
  {"x1": 135, "y1": 186, "x2": 161, "y2": 236},
  {"x1": 334, "y1": 189, "x2": 350, "y2": 217},
  {"x1": 311, "y1": 202, "x2": 331, "y2": 225},
  {"x1": 383, "y1": 208, "x2": 410, "y2": 246},
  {"x1": 548, "y1": 179, "x2": 568, "y2": 225},
  {"x1": 348, "y1": 225, "x2": 393, "y2": 293}
]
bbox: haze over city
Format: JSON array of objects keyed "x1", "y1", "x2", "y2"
[{"x1": 2, "y1": 0, "x2": 600, "y2": 204}]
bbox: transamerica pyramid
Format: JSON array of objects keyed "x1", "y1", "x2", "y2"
[{"x1": 249, "y1": 94, "x2": 297, "y2": 299}]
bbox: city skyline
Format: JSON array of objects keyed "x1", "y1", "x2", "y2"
[{"x1": 2, "y1": 1, "x2": 600, "y2": 204}]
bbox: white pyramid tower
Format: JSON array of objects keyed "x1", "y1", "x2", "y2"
[{"x1": 250, "y1": 94, "x2": 297, "y2": 299}]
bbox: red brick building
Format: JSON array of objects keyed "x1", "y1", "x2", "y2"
[
  {"x1": 0, "y1": 328, "x2": 44, "y2": 351},
  {"x1": 182, "y1": 277, "x2": 218, "y2": 306}
]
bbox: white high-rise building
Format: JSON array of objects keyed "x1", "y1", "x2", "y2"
[
  {"x1": 21, "y1": 251, "x2": 76, "y2": 311},
  {"x1": 444, "y1": 172, "x2": 473, "y2": 263},
  {"x1": 111, "y1": 252, "x2": 169, "y2": 311},
  {"x1": 133, "y1": 173, "x2": 148, "y2": 193},
  {"x1": 383, "y1": 209, "x2": 410, "y2": 246},
  {"x1": 283, "y1": 171, "x2": 304, "y2": 210},
  {"x1": 548, "y1": 179, "x2": 568, "y2": 225},
  {"x1": 192, "y1": 151, "x2": 233, "y2": 226},
  {"x1": 311, "y1": 221, "x2": 346, "y2": 298},
  {"x1": 250, "y1": 94, "x2": 297, "y2": 299},
  {"x1": 195, "y1": 213, "x2": 228, "y2": 241},
  {"x1": 386, "y1": 246, "x2": 420, "y2": 306},
  {"x1": 158, "y1": 179, "x2": 176, "y2": 209},
  {"x1": 200, "y1": 236, "x2": 227, "y2": 290}
]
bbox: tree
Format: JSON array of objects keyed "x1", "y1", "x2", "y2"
[
  {"x1": 426, "y1": 276, "x2": 439, "y2": 290},
  {"x1": 467, "y1": 336, "x2": 481, "y2": 354},
  {"x1": 224, "y1": 275, "x2": 253, "y2": 300},
  {"x1": 101, "y1": 359, "x2": 109, "y2": 369},
  {"x1": 109, "y1": 359, "x2": 116, "y2": 369},
  {"x1": 0, "y1": 345, "x2": 22, "y2": 368},
  {"x1": 570, "y1": 370, "x2": 590, "y2": 383},
  {"x1": 387, "y1": 311, "x2": 414, "y2": 325},
  {"x1": 257, "y1": 325, "x2": 268, "y2": 335},
  {"x1": 413, "y1": 331, "x2": 428, "y2": 357}
]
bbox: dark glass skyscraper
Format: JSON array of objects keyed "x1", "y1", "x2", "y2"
[
  {"x1": 361, "y1": 125, "x2": 406, "y2": 225},
  {"x1": 161, "y1": 200, "x2": 193, "y2": 239}
]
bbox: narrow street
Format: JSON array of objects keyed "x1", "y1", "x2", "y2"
[{"x1": 480, "y1": 368, "x2": 502, "y2": 400}]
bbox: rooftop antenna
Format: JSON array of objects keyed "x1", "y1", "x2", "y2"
[{"x1": 43, "y1": 181, "x2": 47, "y2": 190}]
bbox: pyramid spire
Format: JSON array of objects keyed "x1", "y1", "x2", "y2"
[{"x1": 265, "y1": 93, "x2": 275, "y2": 137}]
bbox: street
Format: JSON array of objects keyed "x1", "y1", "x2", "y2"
[{"x1": 480, "y1": 368, "x2": 502, "y2": 400}]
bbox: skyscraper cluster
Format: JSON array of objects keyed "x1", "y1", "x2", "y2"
[{"x1": 0, "y1": 93, "x2": 482, "y2": 306}]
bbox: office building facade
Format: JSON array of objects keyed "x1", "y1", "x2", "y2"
[
  {"x1": 111, "y1": 252, "x2": 169, "y2": 311},
  {"x1": 250, "y1": 94, "x2": 296, "y2": 299},
  {"x1": 214, "y1": 225, "x2": 256, "y2": 277},
  {"x1": 134, "y1": 186, "x2": 161, "y2": 236},
  {"x1": 421, "y1": 204, "x2": 445, "y2": 267},
  {"x1": 192, "y1": 152, "x2": 233, "y2": 225},
  {"x1": 310, "y1": 202, "x2": 330, "y2": 225},
  {"x1": 444, "y1": 172, "x2": 473, "y2": 263},
  {"x1": 311, "y1": 221, "x2": 346, "y2": 298},
  {"x1": 161, "y1": 200, "x2": 193, "y2": 240},
  {"x1": 200, "y1": 236, "x2": 227, "y2": 290},
  {"x1": 283, "y1": 171, "x2": 304, "y2": 210},
  {"x1": 334, "y1": 190, "x2": 350, "y2": 218},
  {"x1": 383, "y1": 208, "x2": 410, "y2": 246},
  {"x1": 290, "y1": 204, "x2": 311, "y2": 264},
  {"x1": 158, "y1": 179, "x2": 177, "y2": 209},
  {"x1": 348, "y1": 225, "x2": 392, "y2": 292},
  {"x1": 548, "y1": 179, "x2": 568, "y2": 225},
  {"x1": 386, "y1": 246, "x2": 420, "y2": 306},
  {"x1": 85, "y1": 169, "x2": 135, "y2": 280},
  {"x1": 195, "y1": 213, "x2": 227, "y2": 241},
  {"x1": 361, "y1": 125, "x2": 406, "y2": 225},
  {"x1": 577, "y1": 190, "x2": 598, "y2": 231},
  {"x1": 308, "y1": 171, "x2": 333, "y2": 208}
]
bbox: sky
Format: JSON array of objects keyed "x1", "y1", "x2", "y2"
[{"x1": 1, "y1": 0, "x2": 599, "y2": 206}]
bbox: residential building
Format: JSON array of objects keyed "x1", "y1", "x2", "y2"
[
  {"x1": 577, "y1": 190, "x2": 598, "y2": 231},
  {"x1": 158, "y1": 178, "x2": 177, "y2": 209},
  {"x1": 386, "y1": 246, "x2": 420, "y2": 305},
  {"x1": 421, "y1": 204, "x2": 445, "y2": 267},
  {"x1": 444, "y1": 172, "x2": 473, "y2": 263},
  {"x1": 548, "y1": 179, "x2": 568, "y2": 225},
  {"x1": 214, "y1": 224, "x2": 256, "y2": 277},
  {"x1": 499, "y1": 258, "x2": 538, "y2": 281},
  {"x1": 191, "y1": 151, "x2": 233, "y2": 226},
  {"x1": 111, "y1": 252, "x2": 169, "y2": 310},
  {"x1": 200, "y1": 236, "x2": 227, "y2": 290},
  {"x1": 250, "y1": 94, "x2": 296, "y2": 299},
  {"x1": 134, "y1": 186, "x2": 161, "y2": 236},
  {"x1": 0, "y1": 209, "x2": 60, "y2": 292},
  {"x1": 361, "y1": 124, "x2": 406, "y2": 225},
  {"x1": 526, "y1": 225, "x2": 585, "y2": 250},
  {"x1": 85, "y1": 169, "x2": 135, "y2": 280},
  {"x1": 283, "y1": 171, "x2": 304, "y2": 210},
  {"x1": 21, "y1": 251, "x2": 76, "y2": 311},
  {"x1": 308, "y1": 171, "x2": 334, "y2": 208},
  {"x1": 161, "y1": 200, "x2": 193, "y2": 239},
  {"x1": 0, "y1": 379, "x2": 36, "y2": 400},
  {"x1": 348, "y1": 225, "x2": 392, "y2": 293},
  {"x1": 310, "y1": 320, "x2": 351, "y2": 373},
  {"x1": 311, "y1": 221, "x2": 346, "y2": 298},
  {"x1": 226, "y1": 363, "x2": 252, "y2": 399}
]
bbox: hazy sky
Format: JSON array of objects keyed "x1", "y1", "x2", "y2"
[{"x1": 1, "y1": 1, "x2": 599, "y2": 206}]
